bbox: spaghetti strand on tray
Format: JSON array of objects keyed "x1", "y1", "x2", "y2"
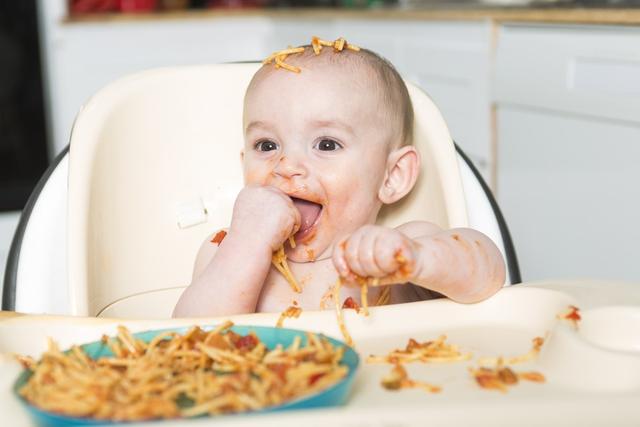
[
  {"x1": 470, "y1": 358, "x2": 546, "y2": 393},
  {"x1": 367, "y1": 335, "x2": 472, "y2": 365},
  {"x1": 381, "y1": 363, "x2": 441, "y2": 394},
  {"x1": 477, "y1": 336, "x2": 545, "y2": 367}
]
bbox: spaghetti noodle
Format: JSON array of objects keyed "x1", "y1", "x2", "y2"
[
  {"x1": 470, "y1": 359, "x2": 545, "y2": 393},
  {"x1": 264, "y1": 37, "x2": 361, "y2": 74},
  {"x1": 381, "y1": 363, "x2": 441, "y2": 394},
  {"x1": 367, "y1": 335, "x2": 472, "y2": 365},
  {"x1": 276, "y1": 303, "x2": 302, "y2": 328},
  {"x1": 271, "y1": 237, "x2": 301, "y2": 293}
]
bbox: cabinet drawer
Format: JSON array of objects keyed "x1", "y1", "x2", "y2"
[{"x1": 494, "y1": 24, "x2": 640, "y2": 124}]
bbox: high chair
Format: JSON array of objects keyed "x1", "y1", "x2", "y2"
[{"x1": 2, "y1": 63, "x2": 519, "y2": 318}]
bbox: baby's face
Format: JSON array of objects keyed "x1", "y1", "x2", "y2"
[{"x1": 243, "y1": 63, "x2": 396, "y2": 262}]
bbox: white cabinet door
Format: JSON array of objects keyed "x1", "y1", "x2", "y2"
[
  {"x1": 497, "y1": 106, "x2": 640, "y2": 282},
  {"x1": 495, "y1": 24, "x2": 640, "y2": 282}
]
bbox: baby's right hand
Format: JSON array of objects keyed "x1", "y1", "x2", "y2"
[{"x1": 229, "y1": 185, "x2": 301, "y2": 252}]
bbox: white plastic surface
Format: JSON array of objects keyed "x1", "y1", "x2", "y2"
[
  {"x1": 2, "y1": 281, "x2": 640, "y2": 426},
  {"x1": 14, "y1": 154, "x2": 69, "y2": 315}
]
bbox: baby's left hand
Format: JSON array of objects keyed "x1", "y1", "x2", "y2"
[{"x1": 332, "y1": 225, "x2": 419, "y2": 284}]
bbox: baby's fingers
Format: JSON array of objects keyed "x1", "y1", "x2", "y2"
[
  {"x1": 357, "y1": 231, "x2": 387, "y2": 278},
  {"x1": 374, "y1": 237, "x2": 416, "y2": 277},
  {"x1": 332, "y1": 237, "x2": 350, "y2": 278},
  {"x1": 344, "y1": 231, "x2": 367, "y2": 278}
]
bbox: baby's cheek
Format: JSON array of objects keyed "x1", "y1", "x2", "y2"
[{"x1": 243, "y1": 169, "x2": 270, "y2": 185}]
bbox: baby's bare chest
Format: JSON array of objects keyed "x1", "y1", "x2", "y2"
[{"x1": 256, "y1": 259, "x2": 364, "y2": 313}]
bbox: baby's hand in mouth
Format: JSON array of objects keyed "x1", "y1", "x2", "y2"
[
  {"x1": 230, "y1": 185, "x2": 301, "y2": 252},
  {"x1": 332, "y1": 225, "x2": 418, "y2": 285}
]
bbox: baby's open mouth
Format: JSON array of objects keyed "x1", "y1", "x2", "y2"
[{"x1": 291, "y1": 197, "x2": 323, "y2": 242}]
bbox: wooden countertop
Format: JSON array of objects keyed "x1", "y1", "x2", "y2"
[
  {"x1": 0, "y1": 311, "x2": 23, "y2": 320},
  {"x1": 64, "y1": 7, "x2": 640, "y2": 26}
]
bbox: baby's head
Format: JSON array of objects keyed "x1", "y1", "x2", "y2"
[{"x1": 242, "y1": 41, "x2": 420, "y2": 262}]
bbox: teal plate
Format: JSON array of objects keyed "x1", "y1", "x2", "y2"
[{"x1": 14, "y1": 325, "x2": 359, "y2": 426}]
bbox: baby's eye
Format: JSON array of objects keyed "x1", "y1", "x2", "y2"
[
  {"x1": 255, "y1": 140, "x2": 278, "y2": 152},
  {"x1": 315, "y1": 138, "x2": 343, "y2": 152}
]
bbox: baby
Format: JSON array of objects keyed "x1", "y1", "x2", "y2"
[{"x1": 173, "y1": 40, "x2": 506, "y2": 317}]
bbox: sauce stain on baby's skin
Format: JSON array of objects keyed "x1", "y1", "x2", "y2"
[
  {"x1": 306, "y1": 248, "x2": 316, "y2": 261},
  {"x1": 210, "y1": 230, "x2": 227, "y2": 245}
]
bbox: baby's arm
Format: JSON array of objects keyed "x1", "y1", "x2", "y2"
[
  {"x1": 173, "y1": 185, "x2": 300, "y2": 317},
  {"x1": 333, "y1": 221, "x2": 506, "y2": 303}
]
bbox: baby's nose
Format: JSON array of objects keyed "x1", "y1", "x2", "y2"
[{"x1": 273, "y1": 154, "x2": 307, "y2": 179}]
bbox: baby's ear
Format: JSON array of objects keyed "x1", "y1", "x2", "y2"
[{"x1": 378, "y1": 146, "x2": 420, "y2": 205}]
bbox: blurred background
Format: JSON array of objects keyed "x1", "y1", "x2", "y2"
[{"x1": 1, "y1": 0, "x2": 640, "y2": 292}]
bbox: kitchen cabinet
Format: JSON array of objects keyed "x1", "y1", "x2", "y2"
[
  {"x1": 495, "y1": 24, "x2": 640, "y2": 282},
  {"x1": 38, "y1": 1, "x2": 495, "y2": 184}
]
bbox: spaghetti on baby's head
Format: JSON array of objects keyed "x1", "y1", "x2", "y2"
[{"x1": 242, "y1": 40, "x2": 421, "y2": 263}]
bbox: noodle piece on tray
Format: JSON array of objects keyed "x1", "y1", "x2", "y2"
[
  {"x1": 557, "y1": 305, "x2": 581, "y2": 329},
  {"x1": 17, "y1": 323, "x2": 348, "y2": 421},
  {"x1": 381, "y1": 363, "x2": 441, "y2": 394},
  {"x1": 470, "y1": 358, "x2": 545, "y2": 393},
  {"x1": 367, "y1": 336, "x2": 472, "y2": 365},
  {"x1": 477, "y1": 336, "x2": 545, "y2": 367}
]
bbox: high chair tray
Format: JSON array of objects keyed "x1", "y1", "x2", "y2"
[{"x1": 2, "y1": 280, "x2": 640, "y2": 426}]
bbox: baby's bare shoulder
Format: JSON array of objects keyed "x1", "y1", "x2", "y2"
[{"x1": 395, "y1": 221, "x2": 442, "y2": 238}]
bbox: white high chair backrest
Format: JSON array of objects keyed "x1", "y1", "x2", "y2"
[{"x1": 68, "y1": 63, "x2": 468, "y2": 318}]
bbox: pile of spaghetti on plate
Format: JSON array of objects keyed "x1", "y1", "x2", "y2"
[{"x1": 17, "y1": 322, "x2": 349, "y2": 421}]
